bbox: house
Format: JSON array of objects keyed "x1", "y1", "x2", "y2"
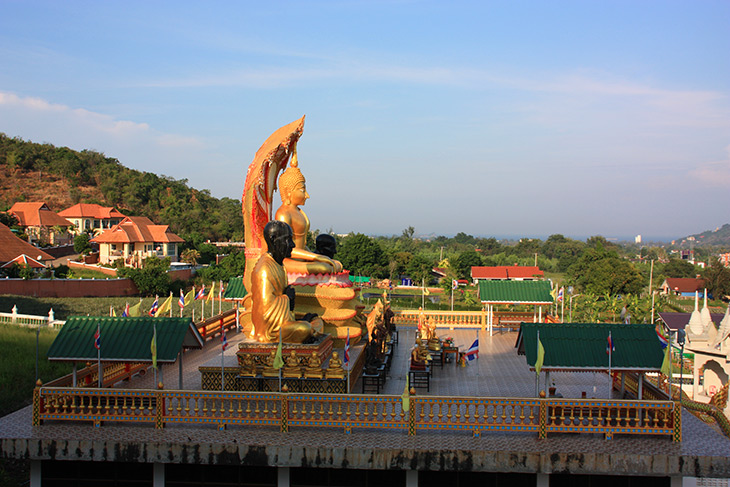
[
  {"x1": 7, "y1": 202, "x2": 73, "y2": 245},
  {"x1": 0, "y1": 222, "x2": 54, "y2": 268},
  {"x1": 58, "y1": 203, "x2": 126, "y2": 236},
  {"x1": 660, "y1": 277, "x2": 706, "y2": 297},
  {"x1": 91, "y1": 216, "x2": 184, "y2": 268},
  {"x1": 471, "y1": 265, "x2": 544, "y2": 284}
]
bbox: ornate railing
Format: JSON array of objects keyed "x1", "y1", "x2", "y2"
[
  {"x1": 390, "y1": 309, "x2": 551, "y2": 332},
  {"x1": 0, "y1": 307, "x2": 65, "y2": 329},
  {"x1": 33, "y1": 386, "x2": 681, "y2": 441}
]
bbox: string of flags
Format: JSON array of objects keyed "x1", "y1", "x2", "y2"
[{"x1": 105, "y1": 282, "x2": 226, "y2": 318}]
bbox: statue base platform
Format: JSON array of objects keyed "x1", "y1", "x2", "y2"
[
  {"x1": 236, "y1": 334, "x2": 334, "y2": 370},
  {"x1": 291, "y1": 282, "x2": 366, "y2": 346}
]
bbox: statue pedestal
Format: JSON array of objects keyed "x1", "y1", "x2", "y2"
[{"x1": 236, "y1": 334, "x2": 334, "y2": 370}]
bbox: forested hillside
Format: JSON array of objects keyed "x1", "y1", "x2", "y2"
[
  {"x1": 0, "y1": 133, "x2": 243, "y2": 242},
  {"x1": 677, "y1": 224, "x2": 730, "y2": 247}
]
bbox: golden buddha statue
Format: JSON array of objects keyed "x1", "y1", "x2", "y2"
[
  {"x1": 304, "y1": 351, "x2": 324, "y2": 379},
  {"x1": 282, "y1": 350, "x2": 303, "y2": 378},
  {"x1": 262, "y1": 350, "x2": 280, "y2": 377},
  {"x1": 425, "y1": 318, "x2": 441, "y2": 351},
  {"x1": 251, "y1": 221, "x2": 319, "y2": 343},
  {"x1": 325, "y1": 351, "x2": 346, "y2": 379},
  {"x1": 274, "y1": 147, "x2": 343, "y2": 276},
  {"x1": 239, "y1": 353, "x2": 257, "y2": 377},
  {"x1": 411, "y1": 337, "x2": 431, "y2": 368}
]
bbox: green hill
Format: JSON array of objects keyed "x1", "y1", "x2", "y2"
[
  {"x1": 676, "y1": 224, "x2": 730, "y2": 248},
  {"x1": 0, "y1": 133, "x2": 242, "y2": 242}
]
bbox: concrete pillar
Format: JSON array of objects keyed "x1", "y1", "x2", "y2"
[
  {"x1": 278, "y1": 467, "x2": 290, "y2": 487},
  {"x1": 536, "y1": 473, "x2": 549, "y2": 487},
  {"x1": 406, "y1": 470, "x2": 418, "y2": 487},
  {"x1": 670, "y1": 475, "x2": 684, "y2": 487},
  {"x1": 153, "y1": 462, "x2": 164, "y2": 487},
  {"x1": 30, "y1": 460, "x2": 41, "y2": 487},
  {"x1": 638, "y1": 373, "x2": 643, "y2": 400},
  {"x1": 178, "y1": 350, "x2": 183, "y2": 390}
]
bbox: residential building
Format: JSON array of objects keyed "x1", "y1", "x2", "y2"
[
  {"x1": 0, "y1": 222, "x2": 54, "y2": 270},
  {"x1": 660, "y1": 277, "x2": 706, "y2": 297},
  {"x1": 471, "y1": 265, "x2": 544, "y2": 284},
  {"x1": 58, "y1": 203, "x2": 126, "y2": 235},
  {"x1": 7, "y1": 202, "x2": 73, "y2": 245},
  {"x1": 91, "y1": 216, "x2": 184, "y2": 268}
]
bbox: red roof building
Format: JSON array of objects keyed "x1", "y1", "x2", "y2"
[
  {"x1": 471, "y1": 265, "x2": 544, "y2": 283},
  {"x1": 660, "y1": 277, "x2": 706, "y2": 297},
  {"x1": 58, "y1": 203, "x2": 126, "y2": 236},
  {"x1": 91, "y1": 216, "x2": 184, "y2": 268},
  {"x1": 0, "y1": 223, "x2": 54, "y2": 266},
  {"x1": 7, "y1": 202, "x2": 73, "y2": 245}
]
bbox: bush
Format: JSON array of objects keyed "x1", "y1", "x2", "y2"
[{"x1": 73, "y1": 233, "x2": 91, "y2": 254}]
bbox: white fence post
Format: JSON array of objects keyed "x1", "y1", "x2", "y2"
[{"x1": 11, "y1": 305, "x2": 18, "y2": 323}]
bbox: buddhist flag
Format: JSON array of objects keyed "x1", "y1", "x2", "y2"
[
  {"x1": 534, "y1": 334, "x2": 545, "y2": 377},
  {"x1": 660, "y1": 342, "x2": 674, "y2": 378},
  {"x1": 128, "y1": 301, "x2": 141, "y2": 317},
  {"x1": 184, "y1": 289, "x2": 195, "y2": 307},
  {"x1": 111, "y1": 307, "x2": 117, "y2": 317},
  {"x1": 401, "y1": 374, "x2": 410, "y2": 412},
  {"x1": 206, "y1": 281, "x2": 215, "y2": 303},
  {"x1": 273, "y1": 331, "x2": 284, "y2": 369},
  {"x1": 151, "y1": 325, "x2": 157, "y2": 369}
]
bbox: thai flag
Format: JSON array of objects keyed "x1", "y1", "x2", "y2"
[
  {"x1": 344, "y1": 329, "x2": 350, "y2": 367},
  {"x1": 656, "y1": 328, "x2": 668, "y2": 349},
  {"x1": 178, "y1": 289, "x2": 185, "y2": 308},
  {"x1": 148, "y1": 296, "x2": 159, "y2": 317},
  {"x1": 122, "y1": 303, "x2": 129, "y2": 318},
  {"x1": 606, "y1": 334, "x2": 615, "y2": 355},
  {"x1": 94, "y1": 326, "x2": 101, "y2": 350},
  {"x1": 221, "y1": 324, "x2": 228, "y2": 351},
  {"x1": 464, "y1": 338, "x2": 479, "y2": 361},
  {"x1": 557, "y1": 287, "x2": 564, "y2": 302},
  {"x1": 195, "y1": 285, "x2": 205, "y2": 300}
]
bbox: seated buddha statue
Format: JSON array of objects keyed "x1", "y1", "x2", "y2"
[
  {"x1": 274, "y1": 147, "x2": 343, "y2": 276},
  {"x1": 410, "y1": 337, "x2": 431, "y2": 369},
  {"x1": 283, "y1": 350, "x2": 303, "y2": 378},
  {"x1": 325, "y1": 351, "x2": 346, "y2": 379},
  {"x1": 304, "y1": 351, "x2": 324, "y2": 379},
  {"x1": 251, "y1": 221, "x2": 321, "y2": 343},
  {"x1": 239, "y1": 353, "x2": 257, "y2": 377},
  {"x1": 262, "y1": 350, "x2": 279, "y2": 377}
]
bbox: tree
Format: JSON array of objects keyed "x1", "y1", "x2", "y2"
[
  {"x1": 118, "y1": 257, "x2": 172, "y2": 296},
  {"x1": 73, "y1": 233, "x2": 91, "y2": 254},
  {"x1": 454, "y1": 250, "x2": 483, "y2": 280},
  {"x1": 703, "y1": 259, "x2": 730, "y2": 302},
  {"x1": 567, "y1": 243, "x2": 645, "y2": 296},
  {"x1": 663, "y1": 259, "x2": 697, "y2": 279},
  {"x1": 337, "y1": 233, "x2": 387, "y2": 278},
  {"x1": 181, "y1": 248, "x2": 200, "y2": 266}
]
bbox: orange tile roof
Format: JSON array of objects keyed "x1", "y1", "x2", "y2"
[
  {"x1": 58, "y1": 203, "x2": 126, "y2": 220},
  {"x1": 8, "y1": 202, "x2": 72, "y2": 228},
  {"x1": 663, "y1": 277, "x2": 705, "y2": 294},
  {"x1": 91, "y1": 216, "x2": 184, "y2": 244},
  {"x1": 471, "y1": 265, "x2": 544, "y2": 280},
  {"x1": 0, "y1": 223, "x2": 54, "y2": 263},
  {"x1": 0, "y1": 254, "x2": 47, "y2": 269}
]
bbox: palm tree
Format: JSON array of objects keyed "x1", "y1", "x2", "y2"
[{"x1": 181, "y1": 248, "x2": 200, "y2": 266}]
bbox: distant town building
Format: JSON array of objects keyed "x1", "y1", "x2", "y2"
[
  {"x1": 7, "y1": 202, "x2": 73, "y2": 245},
  {"x1": 58, "y1": 203, "x2": 126, "y2": 236},
  {"x1": 91, "y1": 216, "x2": 184, "y2": 268},
  {"x1": 635, "y1": 234, "x2": 642, "y2": 244}
]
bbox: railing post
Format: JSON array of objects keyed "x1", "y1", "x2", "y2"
[
  {"x1": 538, "y1": 399, "x2": 547, "y2": 439},
  {"x1": 11, "y1": 305, "x2": 17, "y2": 323},
  {"x1": 48, "y1": 308, "x2": 54, "y2": 326},
  {"x1": 673, "y1": 401, "x2": 682, "y2": 442},
  {"x1": 155, "y1": 382, "x2": 164, "y2": 429},
  {"x1": 32, "y1": 380, "x2": 42, "y2": 426},
  {"x1": 281, "y1": 387, "x2": 289, "y2": 433},
  {"x1": 408, "y1": 390, "x2": 416, "y2": 436},
  {"x1": 480, "y1": 307, "x2": 486, "y2": 332}
]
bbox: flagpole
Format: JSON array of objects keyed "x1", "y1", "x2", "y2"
[
  {"x1": 153, "y1": 322, "x2": 157, "y2": 386},
  {"x1": 221, "y1": 329, "x2": 225, "y2": 390},
  {"x1": 608, "y1": 330, "x2": 612, "y2": 399},
  {"x1": 535, "y1": 330, "x2": 540, "y2": 397},
  {"x1": 422, "y1": 278, "x2": 425, "y2": 309},
  {"x1": 278, "y1": 329, "x2": 282, "y2": 393},
  {"x1": 97, "y1": 322, "x2": 102, "y2": 388},
  {"x1": 219, "y1": 280, "x2": 222, "y2": 316}
]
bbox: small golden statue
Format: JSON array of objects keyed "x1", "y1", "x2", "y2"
[
  {"x1": 325, "y1": 351, "x2": 346, "y2": 379},
  {"x1": 304, "y1": 351, "x2": 324, "y2": 379},
  {"x1": 239, "y1": 353, "x2": 257, "y2": 377},
  {"x1": 282, "y1": 350, "x2": 303, "y2": 378},
  {"x1": 262, "y1": 350, "x2": 280, "y2": 377},
  {"x1": 410, "y1": 337, "x2": 431, "y2": 369}
]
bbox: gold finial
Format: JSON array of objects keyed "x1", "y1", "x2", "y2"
[{"x1": 278, "y1": 146, "x2": 306, "y2": 203}]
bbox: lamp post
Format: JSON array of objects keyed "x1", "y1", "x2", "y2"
[
  {"x1": 677, "y1": 329, "x2": 686, "y2": 403},
  {"x1": 569, "y1": 293, "x2": 581, "y2": 322}
]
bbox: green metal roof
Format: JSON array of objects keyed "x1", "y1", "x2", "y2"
[
  {"x1": 478, "y1": 280, "x2": 553, "y2": 304},
  {"x1": 517, "y1": 322, "x2": 664, "y2": 371},
  {"x1": 47, "y1": 316, "x2": 204, "y2": 363},
  {"x1": 223, "y1": 277, "x2": 247, "y2": 300}
]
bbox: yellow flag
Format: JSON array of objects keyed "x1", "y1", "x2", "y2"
[
  {"x1": 401, "y1": 375, "x2": 410, "y2": 412},
  {"x1": 423, "y1": 287, "x2": 430, "y2": 296},
  {"x1": 660, "y1": 344, "x2": 673, "y2": 378},
  {"x1": 157, "y1": 294, "x2": 173, "y2": 316},
  {"x1": 128, "y1": 302, "x2": 141, "y2": 317},
  {"x1": 184, "y1": 289, "x2": 195, "y2": 307},
  {"x1": 151, "y1": 326, "x2": 157, "y2": 369},
  {"x1": 535, "y1": 337, "x2": 545, "y2": 376},
  {"x1": 206, "y1": 281, "x2": 216, "y2": 303},
  {"x1": 111, "y1": 308, "x2": 117, "y2": 317},
  {"x1": 273, "y1": 332, "x2": 284, "y2": 369}
]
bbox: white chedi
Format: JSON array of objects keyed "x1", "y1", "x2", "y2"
[{"x1": 688, "y1": 291, "x2": 704, "y2": 336}]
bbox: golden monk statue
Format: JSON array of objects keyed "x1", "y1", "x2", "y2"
[
  {"x1": 304, "y1": 351, "x2": 324, "y2": 379},
  {"x1": 411, "y1": 337, "x2": 431, "y2": 368},
  {"x1": 283, "y1": 350, "x2": 302, "y2": 378},
  {"x1": 251, "y1": 221, "x2": 321, "y2": 343},
  {"x1": 239, "y1": 353, "x2": 257, "y2": 377},
  {"x1": 326, "y1": 351, "x2": 345, "y2": 379},
  {"x1": 275, "y1": 147, "x2": 343, "y2": 276},
  {"x1": 262, "y1": 350, "x2": 279, "y2": 377}
]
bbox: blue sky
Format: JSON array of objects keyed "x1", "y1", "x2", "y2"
[{"x1": 1, "y1": 1, "x2": 728, "y2": 241}]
